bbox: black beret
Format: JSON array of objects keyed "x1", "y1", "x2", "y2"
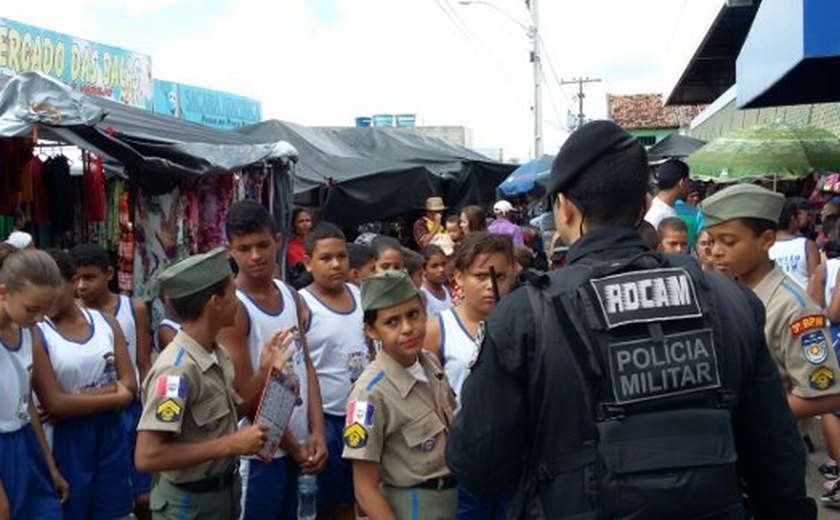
[{"x1": 547, "y1": 120, "x2": 641, "y2": 196}]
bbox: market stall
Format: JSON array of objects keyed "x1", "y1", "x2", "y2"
[{"x1": 0, "y1": 72, "x2": 296, "y2": 310}]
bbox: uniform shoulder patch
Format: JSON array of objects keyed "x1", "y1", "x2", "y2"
[
  {"x1": 155, "y1": 375, "x2": 187, "y2": 399},
  {"x1": 343, "y1": 423, "x2": 368, "y2": 448},
  {"x1": 346, "y1": 400, "x2": 374, "y2": 427},
  {"x1": 810, "y1": 366, "x2": 836, "y2": 391},
  {"x1": 790, "y1": 314, "x2": 826, "y2": 337},
  {"x1": 802, "y1": 330, "x2": 829, "y2": 364},
  {"x1": 155, "y1": 398, "x2": 183, "y2": 422}
]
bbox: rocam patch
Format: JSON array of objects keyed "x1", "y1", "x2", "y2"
[
  {"x1": 790, "y1": 314, "x2": 826, "y2": 337},
  {"x1": 607, "y1": 328, "x2": 721, "y2": 405},
  {"x1": 810, "y1": 367, "x2": 836, "y2": 391},
  {"x1": 343, "y1": 422, "x2": 368, "y2": 449},
  {"x1": 802, "y1": 330, "x2": 829, "y2": 364},
  {"x1": 155, "y1": 398, "x2": 183, "y2": 423},
  {"x1": 589, "y1": 268, "x2": 702, "y2": 330}
]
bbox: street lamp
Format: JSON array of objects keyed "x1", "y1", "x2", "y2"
[{"x1": 458, "y1": 0, "x2": 542, "y2": 158}]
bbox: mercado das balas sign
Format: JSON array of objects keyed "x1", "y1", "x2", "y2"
[{"x1": 0, "y1": 17, "x2": 153, "y2": 110}]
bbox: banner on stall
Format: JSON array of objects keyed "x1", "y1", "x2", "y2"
[
  {"x1": 154, "y1": 80, "x2": 262, "y2": 129},
  {"x1": 0, "y1": 17, "x2": 154, "y2": 110}
]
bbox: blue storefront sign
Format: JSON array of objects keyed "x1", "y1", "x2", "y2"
[
  {"x1": 154, "y1": 80, "x2": 262, "y2": 129},
  {"x1": 0, "y1": 17, "x2": 154, "y2": 109}
]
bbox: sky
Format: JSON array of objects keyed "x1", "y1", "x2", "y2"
[{"x1": 0, "y1": 0, "x2": 723, "y2": 162}]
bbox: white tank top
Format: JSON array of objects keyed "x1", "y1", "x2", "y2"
[
  {"x1": 113, "y1": 294, "x2": 139, "y2": 387},
  {"x1": 38, "y1": 308, "x2": 117, "y2": 394},
  {"x1": 0, "y1": 327, "x2": 34, "y2": 432},
  {"x1": 438, "y1": 308, "x2": 479, "y2": 411},
  {"x1": 769, "y1": 237, "x2": 809, "y2": 289},
  {"x1": 421, "y1": 285, "x2": 453, "y2": 318},
  {"x1": 826, "y1": 259, "x2": 840, "y2": 316},
  {"x1": 155, "y1": 318, "x2": 181, "y2": 351},
  {"x1": 300, "y1": 284, "x2": 369, "y2": 417},
  {"x1": 237, "y1": 280, "x2": 309, "y2": 454}
]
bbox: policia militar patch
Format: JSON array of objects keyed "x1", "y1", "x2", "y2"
[
  {"x1": 589, "y1": 268, "x2": 703, "y2": 330},
  {"x1": 607, "y1": 329, "x2": 721, "y2": 405}
]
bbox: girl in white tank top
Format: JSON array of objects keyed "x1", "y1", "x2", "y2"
[
  {"x1": 0, "y1": 249, "x2": 68, "y2": 517},
  {"x1": 31, "y1": 249, "x2": 135, "y2": 520},
  {"x1": 424, "y1": 233, "x2": 517, "y2": 411},
  {"x1": 769, "y1": 236, "x2": 810, "y2": 289}
]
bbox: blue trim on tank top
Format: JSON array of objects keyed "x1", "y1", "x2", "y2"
[
  {"x1": 45, "y1": 308, "x2": 96, "y2": 345},
  {"x1": 438, "y1": 313, "x2": 446, "y2": 365},
  {"x1": 780, "y1": 281, "x2": 806, "y2": 308},
  {"x1": 449, "y1": 308, "x2": 475, "y2": 341},
  {"x1": 302, "y1": 284, "x2": 357, "y2": 316},
  {"x1": 0, "y1": 326, "x2": 22, "y2": 352},
  {"x1": 238, "y1": 282, "x2": 285, "y2": 317}
]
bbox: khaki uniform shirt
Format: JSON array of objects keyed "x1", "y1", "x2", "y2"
[
  {"x1": 342, "y1": 351, "x2": 456, "y2": 488},
  {"x1": 138, "y1": 330, "x2": 242, "y2": 483},
  {"x1": 754, "y1": 266, "x2": 840, "y2": 398}
]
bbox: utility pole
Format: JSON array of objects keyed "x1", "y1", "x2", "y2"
[
  {"x1": 561, "y1": 77, "x2": 602, "y2": 129},
  {"x1": 528, "y1": 0, "x2": 542, "y2": 157}
]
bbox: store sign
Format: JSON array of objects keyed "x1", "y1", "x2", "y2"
[
  {"x1": 154, "y1": 80, "x2": 262, "y2": 129},
  {"x1": 0, "y1": 17, "x2": 154, "y2": 110}
]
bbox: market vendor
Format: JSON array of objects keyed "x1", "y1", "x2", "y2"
[{"x1": 413, "y1": 197, "x2": 447, "y2": 248}]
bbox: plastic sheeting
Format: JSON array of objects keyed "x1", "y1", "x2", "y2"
[
  {"x1": 237, "y1": 120, "x2": 514, "y2": 226},
  {"x1": 0, "y1": 72, "x2": 297, "y2": 178}
]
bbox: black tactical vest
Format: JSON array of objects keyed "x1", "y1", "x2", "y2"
[{"x1": 510, "y1": 253, "x2": 743, "y2": 520}]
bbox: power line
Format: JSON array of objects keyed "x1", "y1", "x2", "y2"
[
  {"x1": 560, "y1": 77, "x2": 602, "y2": 129},
  {"x1": 536, "y1": 32, "x2": 573, "y2": 109}
]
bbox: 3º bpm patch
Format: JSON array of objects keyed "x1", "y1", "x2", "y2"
[{"x1": 607, "y1": 329, "x2": 721, "y2": 405}]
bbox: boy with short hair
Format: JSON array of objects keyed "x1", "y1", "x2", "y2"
[
  {"x1": 218, "y1": 200, "x2": 327, "y2": 519},
  {"x1": 301, "y1": 222, "x2": 371, "y2": 519},
  {"x1": 701, "y1": 184, "x2": 840, "y2": 419},
  {"x1": 347, "y1": 243, "x2": 376, "y2": 287},
  {"x1": 402, "y1": 248, "x2": 425, "y2": 288},
  {"x1": 135, "y1": 248, "x2": 291, "y2": 519},
  {"x1": 70, "y1": 242, "x2": 153, "y2": 518},
  {"x1": 657, "y1": 217, "x2": 689, "y2": 254}
]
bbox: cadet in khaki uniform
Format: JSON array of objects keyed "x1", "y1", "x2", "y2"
[
  {"x1": 343, "y1": 270, "x2": 457, "y2": 519},
  {"x1": 702, "y1": 184, "x2": 840, "y2": 418},
  {"x1": 135, "y1": 249, "x2": 292, "y2": 519}
]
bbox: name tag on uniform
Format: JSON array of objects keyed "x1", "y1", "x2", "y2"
[
  {"x1": 589, "y1": 268, "x2": 703, "y2": 329},
  {"x1": 607, "y1": 329, "x2": 721, "y2": 405}
]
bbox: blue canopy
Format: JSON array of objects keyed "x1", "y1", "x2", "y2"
[{"x1": 498, "y1": 154, "x2": 554, "y2": 196}]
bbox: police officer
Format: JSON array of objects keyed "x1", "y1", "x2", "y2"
[
  {"x1": 701, "y1": 184, "x2": 840, "y2": 418},
  {"x1": 135, "y1": 248, "x2": 292, "y2": 519},
  {"x1": 445, "y1": 121, "x2": 816, "y2": 519}
]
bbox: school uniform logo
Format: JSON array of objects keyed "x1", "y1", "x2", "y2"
[
  {"x1": 344, "y1": 400, "x2": 374, "y2": 448},
  {"x1": 607, "y1": 329, "x2": 721, "y2": 405},
  {"x1": 154, "y1": 375, "x2": 186, "y2": 423},
  {"x1": 809, "y1": 367, "x2": 836, "y2": 391},
  {"x1": 156, "y1": 399, "x2": 183, "y2": 423},
  {"x1": 590, "y1": 268, "x2": 703, "y2": 330},
  {"x1": 802, "y1": 330, "x2": 829, "y2": 364},
  {"x1": 343, "y1": 423, "x2": 368, "y2": 448},
  {"x1": 790, "y1": 314, "x2": 826, "y2": 337}
]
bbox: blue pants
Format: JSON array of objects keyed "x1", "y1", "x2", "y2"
[
  {"x1": 241, "y1": 455, "x2": 299, "y2": 519},
  {"x1": 318, "y1": 414, "x2": 354, "y2": 510},
  {"x1": 53, "y1": 410, "x2": 133, "y2": 520},
  {"x1": 457, "y1": 485, "x2": 511, "y2": 520},
  {"x1": 0, "y1": 424, "x2": 62, "y2": 519},
  {"x1": 122, "y1": 399, "x2": 152, "y2": 496}
]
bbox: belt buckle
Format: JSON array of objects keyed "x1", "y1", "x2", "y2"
[{"x1": 436, "y1": 477, "x2": 445, "y2": 491}]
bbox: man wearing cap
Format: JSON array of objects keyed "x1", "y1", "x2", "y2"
[
  {"x1": 413, "y1": 197, "x2": 447, "y2": 248},
  {"x1": 4, "y1": 230, "x2": 34, "y2": 250},
  {"x1": 135, "y1": 249, "x2": 293, "y2": 519},
  {"x1": 344, "y1": 270, "x2": 457, "y2": 519},
  {"x1": 488, "y1": 200, "x2": 524, "y2": 246},
  {"x1": 447, "y1": 121, "x2": 815, "y2": 518},
  {"x1": 644, "y1": 159, "x2": 691, "y2": 229},
  {"x1": 702, "y1": 185, "x2": 840, "y2": 420}
]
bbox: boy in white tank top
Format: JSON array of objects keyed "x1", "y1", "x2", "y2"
[
  {"x1": 219, "y1": 200, "x2": 326, "y2": 519},
  {"x1": 301, "y1": 223, "x2": 372, "y2": 519},
  {"x1": 769, "y1": 199, "x2": 819, "y2": 290},
  {"x1": 70, "y1": 243, "x2": 153, "y2": 518}
]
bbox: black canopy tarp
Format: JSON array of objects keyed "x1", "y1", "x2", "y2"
[
  {"x1": 0, "y1": 72, "x2": 296, "y2": 178},
  {"x1": 236, "y1": 120, "x2": 514, "y2": 226},
  {"x1": 647, "y1": 133, "x2": 707, "y2": 161}
]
